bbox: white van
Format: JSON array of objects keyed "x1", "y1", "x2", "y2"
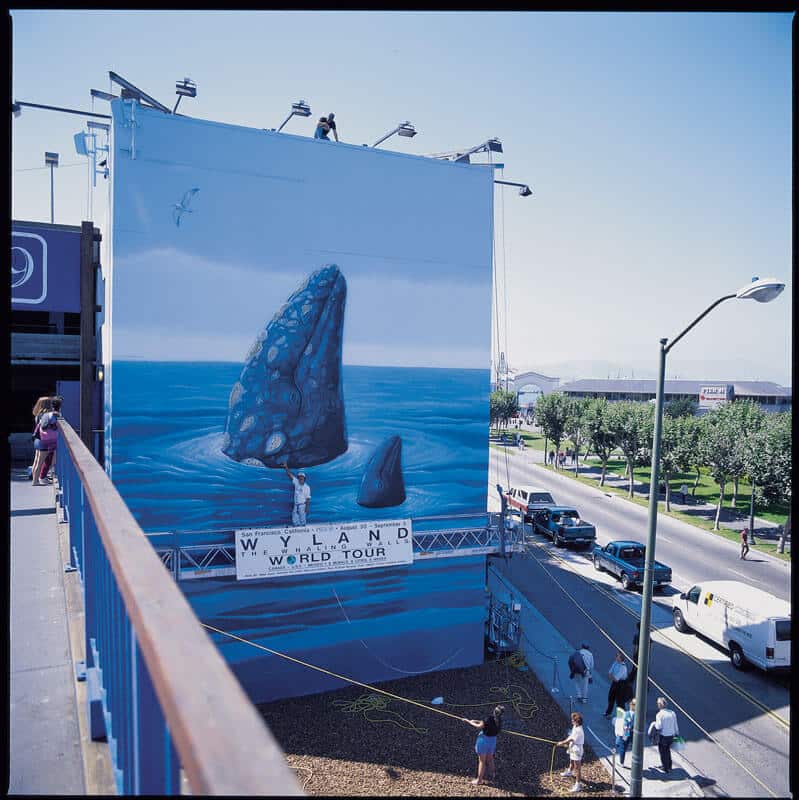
[{"x1": 672, "y1": 580, "x2": 791, "y2": 671}]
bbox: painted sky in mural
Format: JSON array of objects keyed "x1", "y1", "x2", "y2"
[{"x1": 111, "y1": 102, "x2": 493, "y2": 369}]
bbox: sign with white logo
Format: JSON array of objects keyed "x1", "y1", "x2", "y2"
[
  {"x1": 11, "y1": 224, "x2": 81, "y2": 312},
  {"x1": 235, "y1": 518, "x2": 413, "y2": 580},
  {"x1": 698, "y1": 385, "x2": 733, "y2": 408},
  {"x1": 11, "y1": 232, "x2": 47, "y2": 305}
]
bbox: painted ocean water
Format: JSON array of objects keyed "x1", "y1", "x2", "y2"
[{"x1": 110, "y1": 361, "x2": 490, "y2": 534}]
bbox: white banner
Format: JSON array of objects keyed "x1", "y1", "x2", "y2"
[{"x1": 235, "y1": 518, "x2": 413, "y2": 580}]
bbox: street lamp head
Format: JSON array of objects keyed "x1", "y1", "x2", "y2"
[
  {"x1": 518, "y1": 185, "x2": 532, "y2": 197},
  {"x1": 735, "y1": 276, "x2": 785, "y2": 303}
]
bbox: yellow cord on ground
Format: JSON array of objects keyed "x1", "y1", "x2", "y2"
[
  {"x1": 332, "y1": 693, "x2": 428, "y2": 734},
  {"x1": 202, "y1": 622, "x2": 574, "y2": 793}
]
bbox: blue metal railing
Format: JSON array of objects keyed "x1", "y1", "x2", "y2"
[{"x1": 55, "y1": 419, "x2": 301, "y2": 795}]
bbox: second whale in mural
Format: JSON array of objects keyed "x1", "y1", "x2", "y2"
[
  {"x1": 222, "y1": 265, "x2": 347, "y2": 468},
  {"x1": 357, "y1": 435, "x2": 406, "y2": 508}
]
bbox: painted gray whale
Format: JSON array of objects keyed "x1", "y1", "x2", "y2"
[
  {"x1": 357, "y1": 435, "x2": 406, "y2": 508},
  {"x1": 222, "y1": 265, "x2": 347, "y2": 468}
]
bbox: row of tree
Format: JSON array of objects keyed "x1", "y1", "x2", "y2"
[{"x1": 527, "y1": 393, "x2": 791, "y2": 532}]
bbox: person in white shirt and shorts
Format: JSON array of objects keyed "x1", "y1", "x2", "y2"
[{"x1": 557, "y1": 711, "x2": 585, "y2": 793}]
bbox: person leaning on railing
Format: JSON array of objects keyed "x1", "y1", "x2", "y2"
[
  {"x1": 33, "y1": 396, "x2": 62, "y2": 485},
  {"x1": 30, "y1": 395, "x2": 52, "y2": 482}
]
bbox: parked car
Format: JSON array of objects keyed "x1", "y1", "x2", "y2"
[
  {"x1": 533, "y1": 506, "x2": 597, "y2": 548},
  {"x1": 592, "y1": 540, "x2": 672, "y2": 591},
  {"x1": 504, "y1": 485, "x2": 556, "y2": 522},
  {"x1": 672, "y1": 580, "x2": 790, "y2": 671}
]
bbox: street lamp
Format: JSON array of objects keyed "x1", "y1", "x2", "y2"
[
  {"x1": 628, "y1": 275, "x2": 785, "y2": 798},
  {"x1": 276, "y1": 100, "x2": 312, "y2": 133},
  {"x1": 372, "y1": 121, "x2": 417, "y2": 147},
  {"x1": 45, "y1": 151, "x2": 59, "y2": 223}
]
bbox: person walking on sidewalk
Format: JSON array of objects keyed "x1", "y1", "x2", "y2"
[
  {"x1": 557, "y1": 711, "x2": 585, "y2": 793},
  {"x1": 614, "y1": 698, "x2": 636, "y2": 768},
  {"x1": 604, "y1": 652, "x2": 629, "y2": 717},
  {"x1": 648, "y1": 697, "x2": 680, "y2": 774},
  {"x1": 740, "y1": 528, "x2": 750, "y2": 559},
  {"x1": 569, "y1": 642, "x2": 594, "y2": 703},
  {"x1": 679, "y1": 483, "x2": 689, "y2": 503}
]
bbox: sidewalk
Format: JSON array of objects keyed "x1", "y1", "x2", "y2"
[
  {"x1": 487, "y1": 561, "x2": 718, "y2": 797},
  {"x1": 9, "y1": 468, "x2": 85, "y2": 794}
]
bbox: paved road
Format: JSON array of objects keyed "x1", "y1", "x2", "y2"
[
  {"x1": 489, "y1": 447, "x2": 791, "y2": 601},
  {"x1": 488, "y1": 453, "x2": 791, "y2": 798}
]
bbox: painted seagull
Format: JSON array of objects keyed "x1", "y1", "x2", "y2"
[{"x1": 172, "y1": 187, "x2": 200, "y2": 227}]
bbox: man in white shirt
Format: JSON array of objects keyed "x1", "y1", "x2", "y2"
[
  {"x1": 604, "y1": 652, "x2": 629, "y2": 718},
  {"x1": 283, "y1": 463, "x2": 311, "y2": 526},
  {"x1": 648, "y1": 696, "x2": 680, "y2": 773}
]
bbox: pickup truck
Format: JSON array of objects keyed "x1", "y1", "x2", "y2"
[
  {"x1": 592, "y1": 540, "x2": 672, "y2": 591},
  {"x1": 533, "y1": 506, "x2": 597, "y2": 548},
  {"x1": 504, "y1": 485, "x2": 556, "y2": 523}
]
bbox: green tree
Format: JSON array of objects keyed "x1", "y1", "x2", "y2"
[
  {"x1": 490, "y1": 389, "x2": 519, "y2": 431},
  {"x1": 658, "y1": 415, "x2": 696, "y2": 511},
  {"x1": 565, "y1": 397, "x2": 590, "y2": 474},
  {"x1": 582, "y1": 398, "x2": 616, "y2": 486},
  {"x1": 727, "y1": 400, "x2": 766, "y2": 509},
  {"x1": 664, "y1": 397, "x2": 698, "y2": 419},
  {"x1": 534, "y1": 392, "x2": 570, "y2": 470},
  {"x1": 700, "y1": 402, "x2": 740, "y2": 530},
  {"x1": 606, "y1": 401, "x2": 653, "y2": 498}
]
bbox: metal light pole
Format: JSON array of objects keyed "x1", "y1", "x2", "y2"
[
  {"x1": 45, "y1": 151, "x2": 59, "y2": 223},
  {"x1": 628, "y1": 276, "x2": 785, "y2": 797}
]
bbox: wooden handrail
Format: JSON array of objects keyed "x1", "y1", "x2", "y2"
[{"x1": 57, "y1": 419, "x2": 302, "y2": 796}]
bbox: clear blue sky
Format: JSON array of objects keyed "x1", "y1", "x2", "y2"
[{"x1": 11, "y1": 11, "x2": 793, "y2": 384}]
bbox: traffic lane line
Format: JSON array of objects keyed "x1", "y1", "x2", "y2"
[{"x1": 509, "y1": 547, "x2": 788, "y2": 798}]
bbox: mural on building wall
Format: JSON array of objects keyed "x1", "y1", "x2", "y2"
[
  {"x1": 107, "y1": 101, "x2": 494, "y2": 700},
  {"x1": 108, "y1": 101, "x2": 493, "y2": 534}
]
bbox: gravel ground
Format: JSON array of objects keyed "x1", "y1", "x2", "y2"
[{"x1": 258, "y1": 655, "x2": 614, "y2": 796}]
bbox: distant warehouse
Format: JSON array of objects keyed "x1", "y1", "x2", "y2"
[{"x1": 556, "y1": 379, "x2": 791, "y2": 414}]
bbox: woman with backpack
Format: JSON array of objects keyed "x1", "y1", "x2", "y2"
[
  {"x1": 463, "y1": 704, "x2": 505, "y2": 785},
  {"x1": 31, "y1": 396, "x2": 52, "y2": 484},
  {"x1": 33, "y1": 396, "x2": 62, "y2": 485}
]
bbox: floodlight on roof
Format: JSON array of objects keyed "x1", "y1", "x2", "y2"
[
  {"x1": 495, "y1": 178, "x2": 533, "y2": 198},
  {"x1": 372, "y1": 121, "x2": 417, "y2": 147},
  {"x1": 276, "y1": 100, "x2": 312, "y2": 133},
  {"x1": 173, "y1": 77, "x2": 197, "y2": 113}
]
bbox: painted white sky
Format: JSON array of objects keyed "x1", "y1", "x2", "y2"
[{"x1": 11, "y1": 11, "x2": 792, "y2": 384}]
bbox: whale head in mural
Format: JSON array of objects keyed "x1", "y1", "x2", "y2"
[
  {"x1": 222, "y1": 265, "x2": 347, "y2": 468},
  {"x1": 357, "y1": 435, "x2": 406, "y2": 508}
]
